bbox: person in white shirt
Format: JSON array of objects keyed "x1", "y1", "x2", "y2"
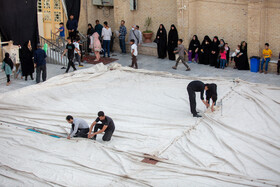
[
  {"x1": 101, "y1": 21, "x2": 112, "y2": 58},
  {"x1": 73, "y1": 37, "x2": 82, "y2": 67},
  {"x1": 66, "y1": 115, "x2": 89, "y2": 139},
  {"x1": 129, "y1": 39, "x2": 138, "y2": 69}
]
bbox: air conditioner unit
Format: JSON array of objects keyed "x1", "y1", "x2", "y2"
[{"x1": 92, "y1": 0, "x2": 114, "y2": 6}]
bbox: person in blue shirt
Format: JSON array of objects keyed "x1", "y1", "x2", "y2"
[
  {"x1": 54, "y1": 22, "x2": 65, "y2": 48},
  {"x1": 34, "y1": 44, "x2": 47, "y2": 83},
  {"x1": 118, "y1": 20, "x2": 127, "y2": 54},
  {"x1": 66, "y1": 15, "x2": 78, "y2": 41}
]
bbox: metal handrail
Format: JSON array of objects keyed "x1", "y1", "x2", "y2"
[
  {"x1": 77, "y1": 32, "x2": 88, "y2": 55},
  {"x1": 39, "y1": 35, "x2": 67, "y2": 66},
  {"x1": 50, "y1": 30, "x2": 67, "y2": 50}
]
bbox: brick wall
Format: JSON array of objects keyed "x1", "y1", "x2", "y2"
[
  {"x1": 264, "y1": 1, "x2": 280, "y2": 58},
  {"x1": 114, "y1": 0, "x2": 178, "y2": 41},
  {"x1": 78, "y1": 0, "x2": 280, "y2": 60},
  {"x1": 191, "y1": 0, "x2": 248, "y2": 54},
  {"x1": 79, "y1": 0, "x2": 115, "y2": 36}
]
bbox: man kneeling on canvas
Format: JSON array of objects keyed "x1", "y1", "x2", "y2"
[
  {"x1": 66, "y1": 115, "x2": 89, "y2": 139},
  {"x1": 88, "y1": 111, "x2": 115, "y2": 141}
]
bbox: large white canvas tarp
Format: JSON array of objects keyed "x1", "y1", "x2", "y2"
[{"x1": 0, "y1": 63, "x2": 279, "y2": 186}]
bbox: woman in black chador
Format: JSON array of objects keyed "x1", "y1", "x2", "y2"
[
  {"x1": 20, "y1": 40, "x2": 34, "y2": 81},
  {"x1": 210, "y1": 36, "x2": 220, "y2": 67},
  {"x1": 156, "y1": 24, "x2": 167, "y2": 59},
  {"x1": 235, "y1": 41, "x2": 249, "y2": 70},
  {"x1": 167, "y1": 24, "x2": 178, "y2": 60},
  {"x1": 199, "y1": 35, "x2": 212, "y2": 65},
  {"x1": 188, "y1": 35, "x2": 200, "y2": 63},
  {"x1": 87, "y1": 24, "x2": 95, "y2": 52}
]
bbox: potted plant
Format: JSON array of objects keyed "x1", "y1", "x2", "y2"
[{"x1": 142, "y1": 17, "x2": 153, "y2": 43}]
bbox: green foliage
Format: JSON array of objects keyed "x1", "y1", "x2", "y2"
[
  {"x1": 143, "y1": 30, "x2": 153, "y2": 33},
  {"x1": 144, "y1": 17, "x2": 152, "y2": 32}
]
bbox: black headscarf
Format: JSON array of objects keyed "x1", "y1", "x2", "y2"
[
  {"x1": 3, "y1": 53, "x2": 14, "y2": 70},
  {"x1": 168, "y1": 25, "x2": 178, "y2": 39},
  {"x1": 219, "y1": 39, "x2": 225, "y2": 47},
  {"x1": 189, "y1": 35, "x2": 200, "y2": 51},
  {"x1": 240, "y1": 41, "x2": 247, "y2": 53},
  {"x1": 87, "y1": 24, "x2": 95, "y2": 36},
  {"x1": 212, "y1": 36, "x2": 220, "y2": 52},
  {"x1": 202, "y1": 35, "x2": 211, "y2": 45},
  {"x1": 157, "y1": 24, "x2": 167, "y2": 41}
]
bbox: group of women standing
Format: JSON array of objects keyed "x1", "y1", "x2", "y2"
[
  {"x1": 155, "y1": 24, "x2": 249, "y2": 71},
  {"x1": 156, "y1": 24, "x2": 178, "y2": 60}
]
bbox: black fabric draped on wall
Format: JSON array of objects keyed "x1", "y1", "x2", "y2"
[
  {"x1": 65, "y1": 0, "x2": 81, "y2": 21},
  {"x1": 0, "y1": 0, "x2": 39, "y2": 49}
]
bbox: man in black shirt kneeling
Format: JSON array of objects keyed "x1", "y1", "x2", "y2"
[{"x1": 88, "y1": 111, "x2": 115, "y2": 141}]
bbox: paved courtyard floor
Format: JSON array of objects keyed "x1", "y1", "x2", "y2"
[{"x1": 1, "y1": 53, "x2": 279, "y2": 94}]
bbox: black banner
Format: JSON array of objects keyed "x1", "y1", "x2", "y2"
[
  {"x1": 65, "y1": 0, "x2": 81, "y2": 21},
  {"x1": 0, "y1": 0, "x2": 39, "y2": 49}
]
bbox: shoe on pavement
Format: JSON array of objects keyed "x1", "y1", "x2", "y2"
[
  {"x1": 186, "y1": 68, "x2": 191, "y2": 71},
  {"x1": 264, "y1": 71, "x2": 267, "y2": 74},
  {"x1": 172, "y1": 66, "x2": 177, "y2": 70},
  {"x1": 193, "y1": 114, "x2": 202, "y2": 118}
]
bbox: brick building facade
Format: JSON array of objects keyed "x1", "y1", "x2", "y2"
[{"x1": 79, "y1": 0, "x2": 280, "y2": 58}]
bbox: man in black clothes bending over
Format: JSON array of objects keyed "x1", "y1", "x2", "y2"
[
  {"x1": 187, "y1": 80, "x2": 211, "y2": 117},
  {"x1": 205, "y1": 83, "x2": 218, "y2": 112},
  {"x1": 88, "y1": 111, "x2": 115, "y2": 141}
]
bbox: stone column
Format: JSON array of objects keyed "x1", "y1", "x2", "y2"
[
  {"x1": 247, "y1": 0, "x2": 265, "y2": 57},
  {"x1": 176, "y1": 0, "x2": 189, "y2": 42}
]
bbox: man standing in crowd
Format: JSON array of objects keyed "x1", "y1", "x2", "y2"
[
  {"x1": 66, "y1": 115, "x2": 89, "y2": 139},
  {"x1": 205, "y1": 83, "x2": 218, "y2": 112},
  {"x1": 187, "y1": 80, "x2": 210, "y2": 117},
  {"x1": 95, "y1": 20, "x2": 103, "y2": 38},
  {"x1": 66, "y1": 15, "x2": 78, "y2": 41},
  {"x1": 136, "y1": 25, "x2": 142, "y2": 45},
  {"x1": 119, "y1": 20, "x2": 127, "y2": 54},
  {"x1": 129, "y1": 25, "x2": 141, "y2": 46},
  {"x1": 88, "y1": 111, "x2": 115, "y2": 141},
  {"x1": 34, "y1": 44, "x2": 47, "y2": 83}
]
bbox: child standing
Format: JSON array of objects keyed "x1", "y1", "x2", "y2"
[
  {"x1": 172, "y1": 39, "x2": 191, "y2": 71},
  {"x1": 219, "y1": 46, "x2": 227, "y2": 69},
  {"x1": 129, "y1": 39, "x2": 138, "y2": 69},
  {"x1": 62, "y1": 37, "x2": 79, "y2": 73},
  {"x1": 1, "y1": 53, "x2": 14, "y2": 86},
  {"x1": 54, "y1": 22, "x2": 65, "y2": 48},
  {"x1": 260, "y1": 43, "x2": 272, "y2": 74},
  {"x1": 90, "y1": 32, "x2": 102, "y2": 62},
  {"x1": 73, "y1": 37, "x2": 83, "y2": 67}
]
